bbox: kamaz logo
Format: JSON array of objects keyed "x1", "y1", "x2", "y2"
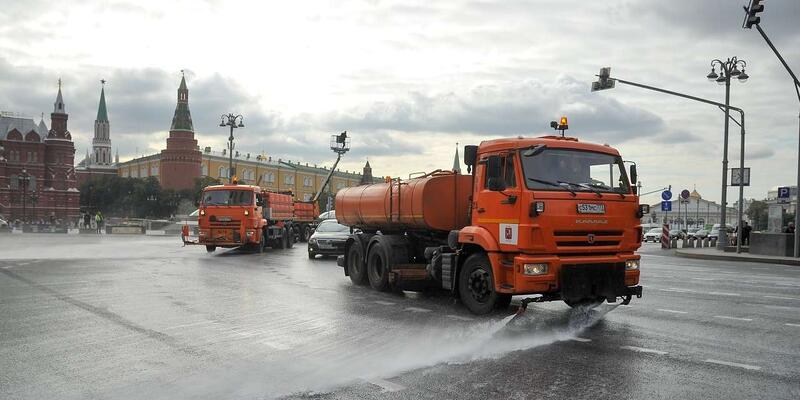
[{"x1": 576, "y1": 219, "x2": 608, "y2": 224}]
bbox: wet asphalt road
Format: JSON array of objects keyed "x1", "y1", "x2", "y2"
[{"x1": 0, "y1": 234, "x2": 798, "y2": 399}]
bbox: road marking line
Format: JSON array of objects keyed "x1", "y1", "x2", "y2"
[
  {"x1": 709, "y1": 292, "x2": 740, "y2": 297},
  {"x1": 620, "y1": 346, "x2": 667, "y2": 355},
  {"x1": 374, "y1": 301, "x2": 396, "y2": 306},
  {"x1": 704, "y1": 359, "x2": 761, "y2": 371},
  {"x1": 571, "y1": 337, "x2": 592, "y2": 342},
  {"x1": 446, "y1": 315, "x2": 474, "y2": 321},
  {"x1": 404, "y1": 307, "x2": 432, "y2": 313},
  {"x1": 690, "y1": 277, "x2": 715, "y2": 281},
  {"x1": 714, "y1": 315, "x2": 753, "y2": 322},
  {"x1": 766, "y1": 295, "x2": 800, "y2": 301},
  {"x1": 785, "y1": 323, "x2": 800, "y2": 327},
  {"x1": 659, "y1": 288, "x2": 695, "y2": 293},
  {"x1": 368, "y1": 378, "x2": 405, "y2": 392},
  {"x1": 657, "y1": 309, "x2": 688, "y2": 314}
]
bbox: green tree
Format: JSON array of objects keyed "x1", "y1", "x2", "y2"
[{"x1": 746, "y1": 200, "x2": 768, "y2": 231}]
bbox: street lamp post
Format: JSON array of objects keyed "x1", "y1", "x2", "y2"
[
  {"x1": 706, "y1": 57, "x2": 749, "y2": 249},
  {"x1": 220, "y1": 114, "x2": 244, "y2": 183},
  {"x1": 17, "y1": 169, "x2": 31, "y2": 223}
]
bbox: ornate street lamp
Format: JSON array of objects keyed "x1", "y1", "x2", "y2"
[
  {"x1": 707, "y1": 57, "x2": 748, "y2": 249},
  {"x1": 220, "y1": 114, "x2": 244, "y2": 183},
  {"x1": 17, "y1": 169, "x2": 31, "y2": 223}
]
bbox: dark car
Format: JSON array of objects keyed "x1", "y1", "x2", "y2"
[{"x1": 308, "y1": 219, "x2": 350, "y2": 259}]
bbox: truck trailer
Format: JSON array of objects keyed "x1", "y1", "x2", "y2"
[{"x1": 336, "y1": 134, "x2": 646, "y2": 314}]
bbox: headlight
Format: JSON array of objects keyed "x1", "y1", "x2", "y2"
[
  {"x1": 246, "y1": 230, "x2": 255, "y2": 237},
  {"x1": 523, "y1": 263, "x2": 548, "y2": 275},
  {"x1": 309, "y1": 238, "x2": 317, "y2": 244},
  {"x1": 244, "y1": 210, "x2": 249, "y2": 216},
  {"x1": 200, "y1": 209, "x2": 205, "y2": 216},
  {"x1": 625, "y1": 259, "x2": 640, "y2": 270}
]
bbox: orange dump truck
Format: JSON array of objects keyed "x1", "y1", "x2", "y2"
[
  {"x1": 336, "y1": 135, "x2": 646, "y2": 314},
  {"x1": 292, "y1": 201, "x2": 319, "y2": 242},
  {"x1": 184, "y1": 183, "x2": 296, "y2": 252}
]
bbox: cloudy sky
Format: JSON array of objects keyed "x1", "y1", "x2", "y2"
[{"x1": 1, "y1": 0, "x2": 798, "y2": 204}]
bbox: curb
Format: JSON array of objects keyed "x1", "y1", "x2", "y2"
[{"x1": 675, "y1": 249, "x2": 800, "y2": 266}]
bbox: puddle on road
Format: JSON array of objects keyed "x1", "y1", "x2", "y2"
[{"x1": 146, "y1": 303, "x2": 619, "y2": 400}]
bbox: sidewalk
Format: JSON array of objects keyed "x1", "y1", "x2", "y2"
[{"x1": 675, "y1": 247, "x2": 800, "y2": 266}]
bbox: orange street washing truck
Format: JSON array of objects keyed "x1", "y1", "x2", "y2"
[
  {"x1": 336, "y1": 131, "x2": 647, "y2": 314},
  {"x1": 183, "y1": 181, "x2": 296, "y2": 252}
]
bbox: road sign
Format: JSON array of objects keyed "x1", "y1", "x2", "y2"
[
  {"x1": 661, "y1": 201, "x2": 672, "y2": 211},
  {"x1": 662, "y1": 190, "x2": 673, "y2": 201},
  {"x1": 778, "y1": 186, "x2": 791, "y2": 203},
  {"x1": 731, "y1": 167, "x2": 751, "y2": 186},
  {"x1": 680, "y1": 189, "x2": 690, "y2": 199}
]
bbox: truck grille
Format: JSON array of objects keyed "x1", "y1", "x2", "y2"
[
  {"x1": 209, "y1": 220, "x2": 241, "y2": 228},
  {"x1": 554, "y1": 230, "x2": 623, "y2": 250}
]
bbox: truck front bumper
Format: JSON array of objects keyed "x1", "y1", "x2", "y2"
[
  {"x1": 194, "y1": 228, "x2": 258, "y2": 247},
  {"x1": 491, "y1": 253, "x2": 641, "y2": 302}
]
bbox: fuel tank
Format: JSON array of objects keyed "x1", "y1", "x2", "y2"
[{"x1": 335, "y1": 172, "x2": 472, "y2": 232}]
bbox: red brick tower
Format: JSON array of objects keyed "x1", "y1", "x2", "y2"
[
  {"x1": 160, "y1": 72, "x2": 201, "y2": 190},
  {"x1": 44, "y1": 79, "x2": 80, "y2": 219}
]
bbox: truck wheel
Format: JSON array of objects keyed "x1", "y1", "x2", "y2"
[
  {"x1": 286, "y1": 228, "x2": 294, "y2": 249},
  {"x1": 347, "y1": 242, "x2": 368, "y2": 285},
  {"x1": 258, "y1": 231, "x2": 266, "y2": 253},
  {"x1": 308, "y1": 251, "x2": 315, "y2": 259},
  {"x1": 300, "y1": 226, "x2": 309, "y2": 242},
  {"x1": 206, "y1": 245, "x2": 216, "y2": 253},
  {"x1": 458, "y1": 253, "x2": 499, "y2": 315},
  {"x1": 367, "y1": 241, "x2": 391, "y2": 291}
]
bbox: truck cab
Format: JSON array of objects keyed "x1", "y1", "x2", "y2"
[{"x1": 457, "y1": 136, "x2": 644, "y2": 312}]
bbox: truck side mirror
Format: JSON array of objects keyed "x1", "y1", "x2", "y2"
[
  {"x1": 486, "y1": 155, "x2": 506, "y2": 192},
  {"x1": 463, "y1": 145, "x2": 478, "y2": 167},
  {"x1": 629, "y1": 164, "x2": 638, "y2": 189}
]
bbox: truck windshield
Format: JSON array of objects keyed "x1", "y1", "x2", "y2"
[
  {"x1": 202, "y1": 190, "x2": 253, "y2": 206},
  {"x1": 521, "y1": 148, "x2": 631, "y2": 194}
]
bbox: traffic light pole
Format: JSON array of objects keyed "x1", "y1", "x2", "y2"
[
  {"x1": 601, "y1": 75, "x2": 747, "y2": 252},
  {"x1": 751, "y1": 23, "x2": 800, "y2": 256}
]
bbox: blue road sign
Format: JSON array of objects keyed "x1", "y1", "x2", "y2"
[
  {"x1": 662, "y1": 190, "x2": 673, "y2": 201},
  {"x1": 661, "y1": 201, "x2": 672, "y2": 212}
]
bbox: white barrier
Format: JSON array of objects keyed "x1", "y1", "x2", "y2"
[
  {"x1": 145, "y1": 230, "x2": 167, "y2": 236},
  {"x1": 11, "y1": 228, "x2": 23, "y2": 234},
  {"x1": 67, "y1": 228, "x2": 80, "y2": 235}
]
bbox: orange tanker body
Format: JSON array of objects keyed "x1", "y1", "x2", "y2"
[
  {"x1": 337, "y1": 132, "x2": 646, "y2": 315},
  {"x1": 336, "y1": 172, "x2": 472, "y2": 231}
]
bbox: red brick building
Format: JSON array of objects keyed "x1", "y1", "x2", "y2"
[
  {"x1": 0, "y1": 81, "x2": 80, "y2": 222},
  {"x1": 159, "y1": 74, "x2": 201, "y2": 190}
]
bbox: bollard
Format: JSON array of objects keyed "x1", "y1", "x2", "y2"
[
  {"x1": 703, "y1": 238, "x2": 709, "y2": 248},
  {"x1": 710, "y1": 237, "x2": 717, "y2": 247},
  {"x1": 682, "y1": 238, "x2": 688, "y2": 248},
  {"x1": 671, "y1": 238, "x2": 678, "y2": 248}
]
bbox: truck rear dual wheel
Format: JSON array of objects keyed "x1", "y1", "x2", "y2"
[
  {"x1": 367, "y1": 241, "x2": 391, "y2": 291},
  {"x1": 458, "y1": 253, "x2": 502, "y2": 315},
  {"x1": 347, "y1": 242, "x2": 368, "y2": 285}
]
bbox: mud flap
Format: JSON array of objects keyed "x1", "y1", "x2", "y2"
[{"x1": 560, "y1": 263, "x2": 627, "y2": 303}]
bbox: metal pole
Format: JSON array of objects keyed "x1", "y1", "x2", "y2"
[
  {"x1": 737, "y1": 112, "x2": 746, "y2": 253},
  {"x1": 228, "y1": 125, "x2": 234, "y2": 183},
  {"x1": 718, "y1": 78, "x2": 731, "y2": 249}
]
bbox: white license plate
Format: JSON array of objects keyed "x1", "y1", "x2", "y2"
[
  {"x1": 577, "y1": 203, "x2": 606, "y2": 214},
  {"x1": 318, "y1": 241, "x2": 334, "y2": 249}
]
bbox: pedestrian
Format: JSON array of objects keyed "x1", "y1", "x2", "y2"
[
  {"x1": 83, "y1": 212, "x2": 91, "y2": 229},
  {"x1": 742, "y1": 221, "x2": 752, "y2": 246},
  {"x1": 95, "y1": 211, "x2": 104, "y2": 234},
  {"x1": 785, "y1": 222, "x2": 795, "y2": 234}
]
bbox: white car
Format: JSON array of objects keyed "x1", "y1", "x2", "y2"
[{"x1": 643, "y1": 227, "x2": 662, "y2": 242}]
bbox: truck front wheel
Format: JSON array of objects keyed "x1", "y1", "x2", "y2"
[
  {"x1": 347, "y1": 242, "x2": 368, "y2": 285},
  {"x1": 206, "y1": 245, "x2": 216, "y2": 253},
  {"x1": 367, "y1": 241, "x2": 391, "y2": 291},
  {"x1": 458, "y1": 253, "x2": 500, "y2": 315}
]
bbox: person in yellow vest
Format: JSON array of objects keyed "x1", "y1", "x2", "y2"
[{"x1": 95, "y1": 211, "x2": 104, "y2": 234}]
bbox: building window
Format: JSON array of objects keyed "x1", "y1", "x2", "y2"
[
  {"x1": 336, "y1": 182, "x2": 345, "y2": 190},
  {"x1": 140, "y1": 167, "x2": 148, "y2": 177},
  {"x1": 303, "y1": 177, "x2": 312, "y2": 187},
  {"x1": 284, "y1": 174, "x2": 294, "y2": 185},
  {"x1": 218, "y1": 166, "x2": 227, "y2": 178},
  {"x1": 122, "y1": 169, "x2": 129, "y2": 178},
  {"x1": 151, "y1": 164, "x2": 159, "y2": 176},
  {"x1": 201, "y1": 164, "x2": 208, "y2": 176},
  {"x1": 303, "y1": 193, "x2": 312, "y2": 201}
]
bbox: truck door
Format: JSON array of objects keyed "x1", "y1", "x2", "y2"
[{"x1": 475, "y1": 152, "x2": 522, "y2": 252}]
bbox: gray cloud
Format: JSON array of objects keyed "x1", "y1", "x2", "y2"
[{"x1": 322, "y1": 75, "x2": 666, "y2": 145}]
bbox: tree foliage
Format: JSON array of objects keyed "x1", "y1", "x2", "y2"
[
  {"x1": 80, "y1": 176, "x2": 219, "y2": 219},
  {"x1": 746, "y1": 200, "x2": 768, "y2": 231}
]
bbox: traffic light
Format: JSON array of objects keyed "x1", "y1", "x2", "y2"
[
  {"x1": 591, "y1": 67, "x2": 615, "y2": 91},
  {"x1": 743, "y1": 0, "x2": 764, "y2": 29}
]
